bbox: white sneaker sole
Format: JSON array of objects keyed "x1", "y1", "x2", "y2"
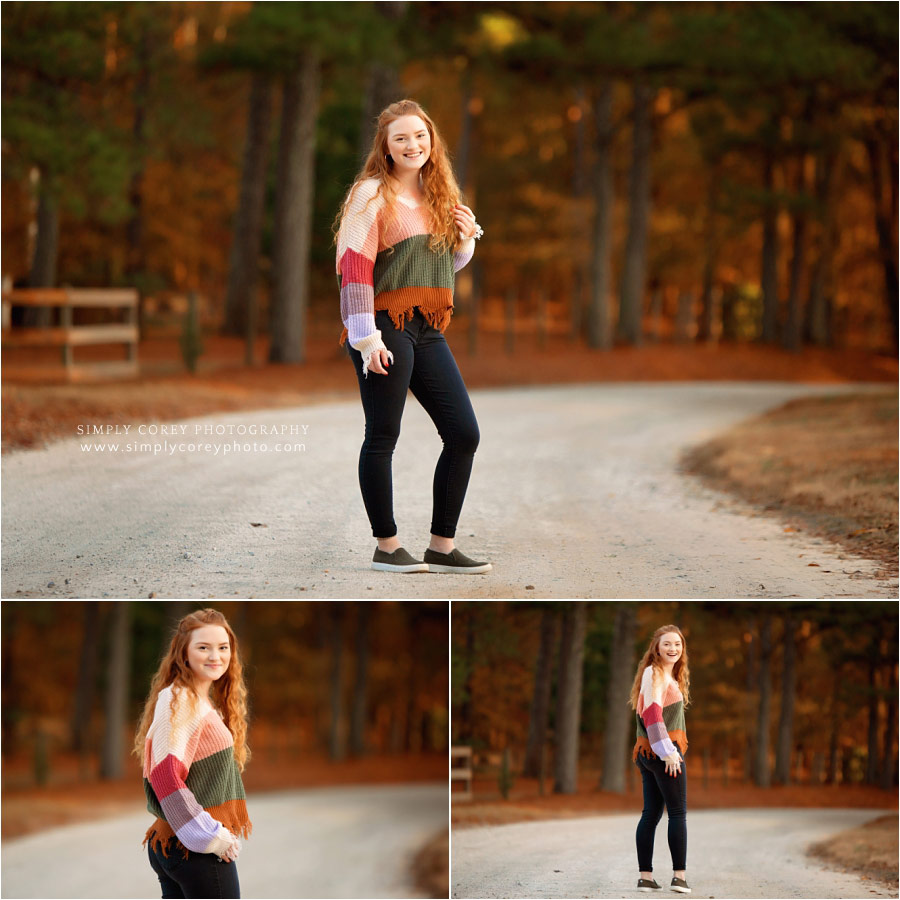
[
  {"x1": 427, "y1": 562, "x2": 492, "y2": 574},
  {"x1": 670, "y1": 888, "x2": 691, "y2": 894},
  {"x1": 371, "y1": 562, "x2": 429, "y2": 573}
]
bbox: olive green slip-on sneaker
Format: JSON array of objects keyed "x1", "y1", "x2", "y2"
[
  {"x1": 423, "y1": 547, "x2": 492, "y2": 574},
  {"x1": 670, "y1": 877, "x2": 691, "y2": 894},
  {"x1": 371, "y1": 547, "x2": 429, "y2": 573},
  {"x1": 637, "y1": 878, "x2": 662, "y2": 892}
]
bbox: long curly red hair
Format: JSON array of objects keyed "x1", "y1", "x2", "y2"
[
  {"x1": 331, "y1": 98, "x2": 466, "y2": 257},
  {"x1": 133, "y1": 608, "x2": 251, "y2": 770},
  {"x1": 628, "y1": 624, "x2": 691, "y2": 710}
]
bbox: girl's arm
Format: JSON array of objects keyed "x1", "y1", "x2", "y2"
[
  {"x1": 639, "y1": 666, "x2": 679, "y2": 759},
  {"x1": 147, "y1": 691, "x2": 236, "y2": 857},
  {"x1": 454, "y1": 234, "x2": 475, "y2": 273},
  {"x1": 337, "y1": 179, "x2": 393, "y2": 377}
]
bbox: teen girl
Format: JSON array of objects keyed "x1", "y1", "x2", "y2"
[
  {"x1": 333, "y1": 98, "x2": 492, "y2": 575},
  {"x1": 630, "y1": 625, "x2": 692, "y2": 894},
  {"x1": 134, "y1": 608, "x2": 252, "y2": 899}
]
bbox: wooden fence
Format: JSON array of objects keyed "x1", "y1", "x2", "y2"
[
  {"x1": 2, "y1": 288, "x2": 139, "y2": 381},
  {"x1": 451, "y1": 745, "x2": 473, "y2": 801}
]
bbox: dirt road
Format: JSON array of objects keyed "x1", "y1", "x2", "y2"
[
  {"x1": 1, "y1": 783, "x2": 445, "y2": 899},
  {"x1": 2, "y1": 382, "x2": 895, "y2": 599},
  {"x1": 451, "y1": 808, "x2": 897, "y2": 899}
]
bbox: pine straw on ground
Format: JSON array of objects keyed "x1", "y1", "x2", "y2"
[
  {"x1": 808, "y1": 813, "x2": 899, "y2": 889},
  {"x1": 6, "y1": 334, "x2": 896, "y2": 571},
  {"x1": 452, "y1": 774, "x2": 897, "y2": 829},
  {"x1": 4, "y1": 331, "x2": 895, "y2": 455},
  {"x1": 2, "y1": 751, "x2": 446, "y2": 840},
  {"x1": 680, "y1": 390, "x2": 899, "y2": 577},
  {"x1": 411, "y1": 828, "x2": 449, "y2": 899}
]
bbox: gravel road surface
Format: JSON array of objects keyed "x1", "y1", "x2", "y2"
[
  {"x1": 451, "y1": 808, "x2": 897, "y2": 899},
  {"x1": 1, "y1": 783, "x2": 446, "y2": 899},
  {"x1": 2, "y1": 382, "x2": 895, "y2": 599}
]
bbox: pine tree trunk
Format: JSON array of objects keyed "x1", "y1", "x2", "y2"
[
  {"x1": 24, "y1": 179, "x2": 58, "y2": 328},
  {"x1": 774, "y1": 616, "x2": 797, "y2": 784},
  {"x1": 349, "y1": 602, "x2": 371, "y2": 756},
  {"x1": 586, "y1": 80, "x2": 614, "y2": 349},
  {"x1": 71, "y1": 601, "x2": 100, "y2": 762},
  {"x1": 270, "y1": 54, "x2": 321, "y2": 363},
  {"x1": 754, "y1": 616, "x2": 773, "y2": 787},
  {"x1": 224, "y1": 73, "x2": 274, "y2": 342},
  {"x1": 865, "y1": 134, "x2": 899, "y2": 349},
  {"x1": 760, "y1": 150, "x2": 779, "y2": 343},
  {"x1": 124, "y1": 18, "x2": 151, "y2": 335},
  {"x1": 570, "y1": 81, "x2": 588, "y2": 342},
  {"x1": 866, "y1": 641, "x2": 880, "y2": 784},
  {"x1": 617, "y1": 77, "x2": 653, "y2": 346},
  {"x1": 805, "y1": 148, "x2": 839, "y2": 346},
  {"x1": 405, "y1": 609, "x2": 423, "y2": 752},
  {"x1": 456, "y1": 67, "x2": 473, "y2": 193},
  {"x1": 553, "y1": 602, "x2": 587, "y2": 794},
  {"x1": 100, "y1": 602, "x2": 131, "y2": 779},
  {"x1": 328, "y1": 603, "x2": 345, "y2": 761},
  {"x1": 697, "y1": 169, "x2": 721, "y2": 342},
  {"x1": 826, "y1": 665, "x2": 842, "y2": 785},
  {"x1": 357, "y1": 2, "x2": 406, "y2": 165},
  {"x1": 743, "y1": 618, "x2": 757, "y2": 783},
  {"x1": 458, "y1": 607, "x2": 476, "y2": 743},
  {"x1": 523, "y1": 608, "x2": 559, "y2": 778},
  {"x1": 880, "y1": 655, "x2": 897, "y2": 790},
  {"x1": 600, "y1": 604, "x2": 637, "y2": 793},
  {"x1": 783, "y1": 158, "x2": 808, "y2": 352}
]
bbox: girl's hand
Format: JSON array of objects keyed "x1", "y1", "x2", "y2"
[
  {"x1": 664, "y1": 753, "x2": 682, "y2": 777},
  {"x1": 221, "y1": 837, "x2": 241, "y2": 863},
  {"x1": 368, "y1": 347, "x2": 392, "y2": 375},
  {"x1": 454, "y1": 203, "x2": 476, "y2": 239}
]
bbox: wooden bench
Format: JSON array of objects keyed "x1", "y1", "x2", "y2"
[
  {"x1": 451, "y1": 745, "x2": 473, "y2": 801},
  {"x1": 2, "y1": 288, "x2": 139, "y2": 381}
]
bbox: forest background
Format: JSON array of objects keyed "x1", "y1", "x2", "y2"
[
  {"x1": 451, "y1": 600, "x2": 898, "y2": 812},
  {"x1": 2, "y1": 1, "x2": 896, "y2": 381},
  {"x1": 3, "y1": 2, "x2": 896, "y2": 574},
  {"x1": 1, "y1": 600, "x2": 448, "y2": 840}
]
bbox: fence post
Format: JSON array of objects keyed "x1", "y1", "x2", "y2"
[
  {"x1": 60, "y1": 293, "x2": 73, "y2": 371},
  {"x1": 127, "y1": 294, "x2": 138, "y2": 364}
]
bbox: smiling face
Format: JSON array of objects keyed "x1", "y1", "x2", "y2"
[
  {"x1": 186, "y1": 624, "x2": 231, "y2": 693},
  {"x1": 386, "y1": 115, "x2": 431, "y2": 175},
  {"x1": 658, "y1": 631, "x2": 683, "y2": 666}
]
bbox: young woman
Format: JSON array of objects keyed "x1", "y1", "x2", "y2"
[
  {"x1": 134, "y1": 608, "x2": 252, "y2": 899},
  {"x1": 333, "y1": 98, "x2": 492, "y2": 575},
  {"x1": 629, "y1": 625, "x2": 691, "y2": 894}
]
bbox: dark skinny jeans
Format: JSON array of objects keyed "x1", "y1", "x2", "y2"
[
  {"x1": 148, "y1": 838, "x2": 240, "y2": 899},
  {"x1": 635, "y1": 748, "x2": 687, "y2": 873},
  {"x1": 347, "y1": 308, "x2": 480, "y2": 539}
]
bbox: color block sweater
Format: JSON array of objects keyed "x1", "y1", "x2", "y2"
[
  {"x1": 633, "y1": 665, "x2": 688, "y2": 761},
  {"x1": 336, "y1": 177, "x2": 475, "y2": 373},
  {"x1": 142, "y1": 684, "x2": 251, "y2": 859}
]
